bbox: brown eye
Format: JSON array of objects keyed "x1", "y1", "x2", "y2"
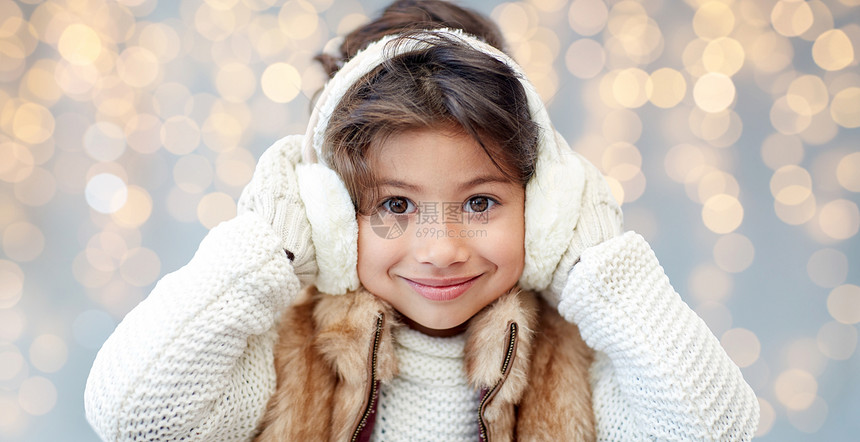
[
  {"x1": 383, "y1": 197, "x2": 414, "y2": 215},
  {"x1": 466, "y1": 196, "x2": 493, "y2": 213}
]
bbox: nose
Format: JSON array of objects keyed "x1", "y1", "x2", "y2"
[{"x1": 412, "y1": 225, "x2": 470, "y2": 268}]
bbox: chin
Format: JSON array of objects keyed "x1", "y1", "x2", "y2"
[{"x1": 400, "y1": 310, "x2": 471, "y2": 337}]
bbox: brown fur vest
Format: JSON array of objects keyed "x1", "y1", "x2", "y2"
[{"x1": 254, "y1": 287, "x2": 595, "y2": 441}]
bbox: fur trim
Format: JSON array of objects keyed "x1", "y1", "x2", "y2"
[
  {"x1": 258, "y1": 286, "x2": 594, "y2": 440},
  {"x1": 517, "y1": 300, "x2": 596, "y2": 441},
  {"x1": 312, "y1": 288, "x2": 399, "y2": 384},
  {"x1": 254, "y1": 289, "x2": 336, "y2": 441},
  {"x1": 295, "y1": 163, "x2": 359, "y2": 294},
  {"x1": 312, "y1": 287, "x2": 398, "y2": 441},
  {"x1": 465, "y1": 289, "x2": 539, "y2": 409},
  {"x1": 297, "y1": 29, "x2": 584, "y2": 295}
]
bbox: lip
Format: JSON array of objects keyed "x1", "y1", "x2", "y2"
[{"x1": 402, "y1": 275, "x2": 480, "y2": 302}]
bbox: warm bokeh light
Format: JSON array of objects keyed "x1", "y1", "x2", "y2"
[
  {"x1": 17, "y1": 376, "x2": 57, "y2": 416},
  {"x1": 702, "y1": 193, "x2": 744, "y2": 234},
  {"x1": 664, "y1": 143, "x2": 705, "y2": 184},
  {"x1": 829, "y1": 86, "x2": 860, "y2": 128},
  {"x1": 693, "y1": 1, "x2": 734, "y2": 40},
  {"x1": 160, "y1": 115, "x2": 201, "y2": 155},
  {"x1": 124, "y1": 113, "x2": 162, "y2": 154},
  {"x1": 773, "y1": 191, "x2": 818, "y2": 226},
  {"x1": 84, "y1": 122, "x2": 126, "y2": 162},
  {"x1": 749, "y1": 31, "x2": 794, "y2": 74},
  {"x1": 784, "y1": 337, "x2": 828, "y2": 376},
  {"x1": 1, "y1": 222, "x2": 44, "y2": 263},
  {"x1": 12, "y1": 102, "x2": 54, "y2": 144},
  {"x1": 568, "y1": 0, "x2": 607, "y2": 37},
  {"x1": 14, "y1": 166, "x2": 56, "y2": 206},
  {"x1": 771, "y1": 96, "x2": 812, "y2": 134},
  {"x1": 713, "y1": 233, "x2": 754, "y2": 273},
  {"x1": 817, "y1": 321, "x2": 858, "y2": 360},
  {"x1": 565, "y1": 38, "x2": 605, "y2": 79},
  {"x1": 29, "y1": 334, "x2": 68, "y2": 373},
  {"x1": 771, "y1": 0, "x2": 814, "y2": 37},
  {"x1": 116, "y1": 47, "x2": 160, "y2": 89},
  {"x1": 646, "y1": 68, "x2": 686, "y2": 108},
  {"x1": 261, "y1": 62, "x2": 302, "y2": 103},
  {"x1": 774, "y1": 368, "x2": 818, "y2": 410},
  {"x1": 770, "y1": 165, "x2": 812, "y2": 205},
  {"x1": 812, "y1": 29, "x2": 855, "y2": 71},
  {"x1": 112, "y1": 185, "x2": 153, "y2": 229},
  {"x1": 756, "y1": 398, "x2": 776, "y2": 437},
  {"x1": 827, "y1": 284, "x2": 860, "y2": 324},
  {"x1": 787, "y1": 75, "x2": 829, "y2": 116},
  {"x1": 85, "y1": 173, "x2": 128, "y2": 214},
  {"x1": 697, "y1": 169, "x2": 739, "y2": 203},
  {"x1": 197, "y1": 191, "x2": 237, "y2": 229},
  {"x1": 693, "y1": 72, "x2": 735, "y2": 113},
  {"x1": 836, "y1": 152, "x2": 860, "y2": 192},
  {"x1": 611, "y1": 67, "x2": 649, "y2": 109},
  {"x1": 57, "y1": 24, "x2": 102, "y2": 66},
  {"x1": 807, "y1": 248, "x2": 849, "y2": 288},
  {"x1": 818, "y1": 198, "x2": 860, "y2": 240},
  {"x1": 786, "y1": 396, "x2": 829, "y2": 433},
  {"x1": 118, "y1": 247, "x2": 161, "y2": 287},
  {"x1": 0, "y1": 260, "x2": 24, "y2": 309},
  {"x1": 689, "y1": 263, "x2": 732, "y2": 303},
  {"x1": 216, "y1": 62, "x2": 257, "y2": 103},
  {"x1": 702, "y1": 37, "x2": 745, "y2": 76},
  {"x1": 721, "y1": 328, "x2": 761, "y2": 368}
]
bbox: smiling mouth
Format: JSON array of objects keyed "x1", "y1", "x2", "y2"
[{"x1": 402, "y1": 275, "x2": 481, "y2": 302}]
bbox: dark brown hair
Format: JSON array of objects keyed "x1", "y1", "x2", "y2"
[
  {"x1": 315, "y1": 0, "x2": 507, "y2": 78},
  {"x1": 317, "y1": 1, "x2": 539, "y2": 214}
]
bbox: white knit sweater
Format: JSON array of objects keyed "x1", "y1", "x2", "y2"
[
  {"x1": 84, "y1": 213, "x2": 759, "y2": 441},
  {"x1": 372, "y1": 327, "x2": 480, "y2": 441}
]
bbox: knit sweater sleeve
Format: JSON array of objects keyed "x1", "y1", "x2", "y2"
[
  {"x1": 557, "y1": 231, "x2": 759, "y2": 441},
  {"x1": 84, "y1": 212, "x2": 300, "y2": 441}
]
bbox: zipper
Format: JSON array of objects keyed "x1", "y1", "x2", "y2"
[
  {"x1": 477, "y1": 322, "x2": 518, "y2": 442},
  {"x1": 350, "y1": 312, "x2": 384, "y2": 442}
]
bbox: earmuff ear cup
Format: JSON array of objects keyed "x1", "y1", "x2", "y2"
[
  {"x1": 520, "y1": 131, "x2": 584, "y2": 291},
  {"x1": 296, "y1": 162, "x2": 360, "y2": 294}
]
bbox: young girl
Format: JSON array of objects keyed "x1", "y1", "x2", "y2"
[{"x1": 85, "y1": 1, "x2": 759, "y2": 440}]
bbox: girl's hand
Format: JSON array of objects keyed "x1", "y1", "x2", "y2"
[
  {"x1": 544, "y1": 153, "x2": 622, "y2": 306},
  {"x1": 238, "y1": 135, "x2": 318, "y2": 286}
]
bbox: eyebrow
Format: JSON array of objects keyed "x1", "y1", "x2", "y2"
[
  {"x1": 377, "y1": 179, "x2": 422, "y2": 192},
  {"x1": 457, "y1": 175, "x2": 512, "y2": 191},
  {"x1": 377, "y1": 175, "x2": 512, "y2": 193}
]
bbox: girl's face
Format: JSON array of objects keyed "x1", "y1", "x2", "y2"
[{"x1": 357, "y1": 127, "x2": 526, "y2": 336}]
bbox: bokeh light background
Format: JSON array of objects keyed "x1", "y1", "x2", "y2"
[{"x1": 0, "y1": 0, "x2": 858, "y2": 440}]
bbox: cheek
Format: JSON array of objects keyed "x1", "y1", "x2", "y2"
[
  {"x1": 357, "y1": 218, "x2": 398, "y2": 282},
  {"x1": 495, "y1": 240, "x2": 525, "y2": 276},
  {"x1": 356, "y1": 220, "x2": 376, "y2": 279},
  {"x1": 484, "y1": 215, "x2": 526, "y2": 274}
]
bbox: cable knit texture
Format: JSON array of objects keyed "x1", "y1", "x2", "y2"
[
  {"x1": 544, "y1": 151, "x2": 623, "y2": 308},
  {"x1": 84, "y1": 213, "x2": 299, "y2": 441},
  {"x1": 559, "y1": 231, "x2": 760, "y2": 440},
  {"x1": 372, "y1": 328, "x2": 481, "y2": 441},
  {"x1": 237, "y1": 135, "x2": 317, "y2": 286}
]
